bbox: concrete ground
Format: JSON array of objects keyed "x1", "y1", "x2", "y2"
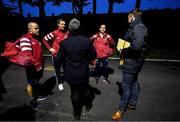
[{"x1": 0, "y1": 57, "x2": 180, "y2": 121}]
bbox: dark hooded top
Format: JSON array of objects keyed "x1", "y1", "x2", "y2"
[{"x1": 57, "y1": 32, "x2": 97, "y2": 84}]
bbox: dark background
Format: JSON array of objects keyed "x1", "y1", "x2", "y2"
[{"x1": 1, "y1": 9, "x2": 180, "y2": 59}]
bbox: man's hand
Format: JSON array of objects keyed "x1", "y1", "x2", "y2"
[
  {"x1": 49, "y1": 48, "x2": 56, "y2": 54},
  {"x1": 91, "y1": 35, "x2": 97, "y2": 40},
  {"x1": 36, "y1": 66, "x2": 42, "y2": 71},
  {"x1": 93, "y1": 35, "x2": 97, "y2": 38}
]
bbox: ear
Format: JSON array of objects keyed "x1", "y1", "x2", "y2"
[
  {"x1": 131, "y1": 18, "x2": 133, "y2": 22},
  {"x1": 131, "y1": 16, "x2": 135, "y2": 22}
]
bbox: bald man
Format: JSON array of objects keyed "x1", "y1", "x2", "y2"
[
  {"x1": 28, "y1": 22, "x2": 40, "y2": 36},
  {"x1": 18, "y1": 22, "x2": 44, "y2": 110}
]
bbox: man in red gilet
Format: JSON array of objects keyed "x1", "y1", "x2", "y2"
[
  {"x1": 43, "y1": 18, "x2": 69, "y2": 91},
  {"x1": 90, "y1": 24, "x2": 115, "y2": 84},
  {"x1": 19, "y1": 22, "x2": 43, "y2": 110}
]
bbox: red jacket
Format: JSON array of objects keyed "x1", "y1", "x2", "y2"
[
  {"x1": 19, "y1": 33, "x2": 42, "y2": 70},
  {"x1": 43, "y1": 28, "x2": 69, "y2": 57},
  {"x1": 90, "y1": 32, "x2": 115, "y2": 58}
]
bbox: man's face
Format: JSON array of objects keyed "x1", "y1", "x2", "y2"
[
  {"x1": 128, "y1": 13, "x2": 135, "y2": 23},
  {"x1": 30, "y1": 23, "x2": 39, "y2": 36},
  {"x1": 99, "y1": 24, "x2": 106, "y2": 34},
  {"x1": 58, "y1": 21, "x2": 66, "y2": 30}
]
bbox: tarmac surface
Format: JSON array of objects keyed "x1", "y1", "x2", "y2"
[{"x1": 0, "y1": 57, "x2": 180, "y2": 121}]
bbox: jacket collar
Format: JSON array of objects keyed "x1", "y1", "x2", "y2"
[
  {"x1": 129, "y1": 17, "x2": 142, "y2": 28},
  {"x1": 27, "y1": 32, "x2": 33, "y2": 38},
  {"x1": 69, "y1": 31, "x2": 79, "y2": 37},
  {"x1": 97, "y1": 32, "x2": 108, "y2": 38}
]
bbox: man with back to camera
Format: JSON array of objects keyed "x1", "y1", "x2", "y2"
[{"x1": 57, "y1": 18, "x2": 97, "y2": 120}]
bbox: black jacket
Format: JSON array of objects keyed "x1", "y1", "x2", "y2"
[
  {"x1": 57, "y1": 32, "x2": 97, "y2": 84},
  {"x1": 122, "y1": 18, "x2": 148, "y2": 74}
]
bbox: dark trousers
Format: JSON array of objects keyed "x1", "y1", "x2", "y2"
[
  {"x1": 26, "y1": 66, "x2": 43, "y2": 100},
  {"x1": 119, "y1": 72, "x2": 139, "y2": 112},
  {"x1": 69, "y1": 83, "x2": 92, "y2": 116},
  {"x1": 52, "y1": 56, "x2": 64, "y2": 84},
  {"x1": 95, "y1": 57, "x2": 109, "y2": 79}
]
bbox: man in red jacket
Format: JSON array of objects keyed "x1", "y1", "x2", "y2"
[
  {"x1": 19, "y1": 22, "x2": 44, "y2": 110},
  {"x1": 90, "y1": 24, "x2": 115, "y2": 84},
  {"x1": 43, "y1": 18, "x2": 69, "y2": 91}
]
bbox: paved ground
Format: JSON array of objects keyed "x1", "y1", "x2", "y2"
[{"x1": 0, "y1": 57, "x2": 180, "y2": 121}]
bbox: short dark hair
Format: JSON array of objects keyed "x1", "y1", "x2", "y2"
[
  {"x1": 99, "y1": 24, "x2": 106, "y2": 27},
  {"x1": 129, "y1": 8, "x2": 142, "y2": 18},
  {"x1": 57, "y1": 18, "x2": 66, "y2": 24}
]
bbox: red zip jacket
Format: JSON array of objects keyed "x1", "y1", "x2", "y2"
[
  {"x1": 19, "y1": 33, "x2": 42, "y2": 70},
  {"x1": 43, "y1": 28, "x2": 69, "y2": 57},
  {"x1": 90, "y1": 32, "x2": 115, "y2": 58}
]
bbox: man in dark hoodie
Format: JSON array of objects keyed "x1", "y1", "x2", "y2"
[
  {"x1": 57, "y1": 18, "x2": 97, "y2": 120},
  {"x1": 112, "y1": 9, "x2": 148, "y2": 120}
]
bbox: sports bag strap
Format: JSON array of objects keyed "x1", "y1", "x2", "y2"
[
  {"x1": 9, "y1": 38, "x2": 21, "y2": 49},
  {"x1": 10, "y1": 36, "x2": 32, "y2": 49}
]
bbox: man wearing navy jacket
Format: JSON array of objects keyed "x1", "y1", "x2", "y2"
[{"x1": 112, "y1": 9, "x2": 148, "y2": 120}]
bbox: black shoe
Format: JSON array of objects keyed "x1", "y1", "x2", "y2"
[
  {"x1": 85, "y1": 103, "x2": 93, "y2": 112},
  {"x1": 73, "y1": 112, "x2": 80, "y2": 120},
  {"x1": 127, "y1": 104, "x2": 136, "y2": 110},
  {"x1": 95, "y1": 77, "x2": 99, "y2": 84},
  {"x1": 30, "y1": 100, "x2": 38, "y2": 111}
]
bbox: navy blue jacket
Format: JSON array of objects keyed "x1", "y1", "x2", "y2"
[{"x1": 122, "y1": 18, "x2": 148, "y2": 74}]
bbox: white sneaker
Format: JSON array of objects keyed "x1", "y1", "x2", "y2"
[{"x1": 58, "y1": 84, "x2": 64, "y2": 91}]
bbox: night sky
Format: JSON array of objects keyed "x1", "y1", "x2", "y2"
[{"x1": 3, "y1": 0, "x2": 180, "y2": 17}]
